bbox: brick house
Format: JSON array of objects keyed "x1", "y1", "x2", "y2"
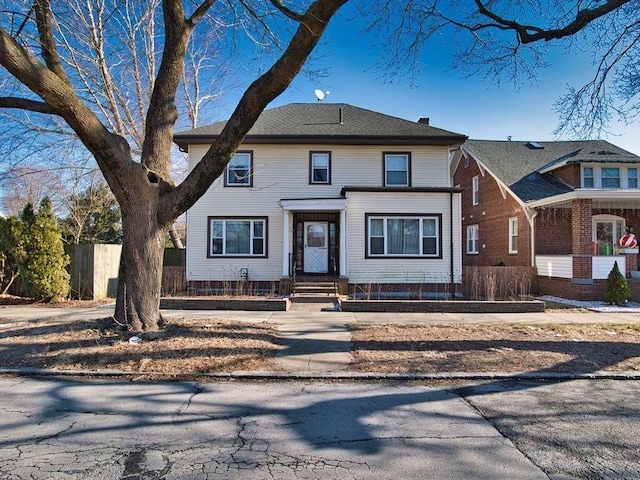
[{"x1": 451, "y1": 139, "x2": 640, "y2": 300}]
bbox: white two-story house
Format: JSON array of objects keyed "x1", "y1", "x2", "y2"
[{"x1": 173, "y1": 103, "x2": 467, "y2": 297}]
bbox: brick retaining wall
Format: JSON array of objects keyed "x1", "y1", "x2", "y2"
[
  {"x1": 340, "y1": 300, "x2": 545, "y2": 313},
  {"x1": 160, "y1": 297, "x2": 289, "y2": 311}
]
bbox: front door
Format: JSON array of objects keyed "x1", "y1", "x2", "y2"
[{"x1": 304, "y1": 222, "x2": 329, "y2": 273}]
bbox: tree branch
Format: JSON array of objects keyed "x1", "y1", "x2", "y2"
[
  {"x1": 33, "y1": 0, "x2": 69, "y2": 82},
  {"x1": 269, "y1": 0, "x2": 304, "y2": 21},
  {"x1": 0, "y1": 26, "x2": 130, "y2": 174},
  {"x1": 0, "y1": 96, "x2": 59, "y2": 115},
  {"x1": 163, "y1": 0, "x2": 348, "y2": 223},
  {"x1": 474, "y1": 0, "x2": 631, "y2": 43},
  {"x1": 141, "y1": 0, "x2": 199, "y2": 179}
]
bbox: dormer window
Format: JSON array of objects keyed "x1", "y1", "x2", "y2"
[
  {"x1": 583, "y1": 167, "x2": 594, "y2": 188},
  {"x1": 601, "y1": 168, "x2": 620, "y2": 188},
  {"x1": 628, "y1": 168, "x2": 638, "y2": 188},
  {"x1": 581, "y1": 165, "x2": 638, "y2": 189}
]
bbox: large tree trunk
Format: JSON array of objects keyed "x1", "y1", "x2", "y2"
[{"x1": 114, "y1": 198, "x2": 168, "y2": 332}]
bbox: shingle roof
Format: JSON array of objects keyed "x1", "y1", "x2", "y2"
[
  {"x1": 174, "y1": 103, "x2": 467, "y2": 148},
  {"x1": 462, "y1": 139, "x2": 640, "y2": 202}
]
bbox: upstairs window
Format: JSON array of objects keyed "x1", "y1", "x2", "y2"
[
  {"x1": 472, "y1": 175, "x2": 479, "y2": 205},
  {"x1": 628, "y1": 168, "x2": 638, "y2": 188},
  {"x1": 225, "y1": 151, "x2": 253, "y2": 186},
  {"x1": 384, "y1": 153, "x2": 411, "y2": 186},
  {"x1": 583, "y1": 167, "x2": 594, "y2": 188},
  {"x1": 601, "y1": 167, "x2": 620, "y2": 188},
  {"x1": 581, "y1": 165, "x2": 638, "y2": 189},
  {"x1": 467, "y1": 225, "x2": 479, "y2": 254},
  {"x1": 310, "y1": 152, "x2": 331, "y2": 184},
  {"x1": 509, "y1": 217, "x2": 518, "y2": 254}
]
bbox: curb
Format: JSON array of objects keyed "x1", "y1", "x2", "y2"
[{"x1": 2, "y1": 367, "x2": 640, "y2": 382}]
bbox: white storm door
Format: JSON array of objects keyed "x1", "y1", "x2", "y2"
[{"x1": 304, "y1": 222, "x2": 329, "y2": 273}]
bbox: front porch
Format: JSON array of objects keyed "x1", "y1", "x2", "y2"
[
  {"x1": 535, "y1": 250, "x2": 639, "y2": 302},
  {"x1": 531, "y1": 192, "x2": 640, "y2": 301}
]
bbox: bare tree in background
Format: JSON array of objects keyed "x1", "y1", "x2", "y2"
[
  {"x1": 1, "y1": 166, "x2": 65, "y2": 216},
  {"x1": 0, "y1": 0, "x2": 231, "y2": 246},
  {"x1": 365, "y1": 0, "x2": 638, "y2": 138},
  {"x1": 0, "y1": 0, "x2": 348, "y2": 331}
]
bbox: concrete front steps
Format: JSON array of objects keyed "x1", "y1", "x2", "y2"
[{"x1": 290, "y1": 281, "x2": 339, "y2": 304}]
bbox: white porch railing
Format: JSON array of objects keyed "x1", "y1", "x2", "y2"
[{"x1": 535, "y1": 255, "x2": 626, "y2": 280}]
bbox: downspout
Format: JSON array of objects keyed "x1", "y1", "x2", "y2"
[
  {"x1": 450, "y1": 191, "x2": 455, "y2": 299},
  {"x1": 526, "y1": 208, "x2": 539, "y2": 268}
]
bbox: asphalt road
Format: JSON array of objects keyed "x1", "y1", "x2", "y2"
[{"x1": 1, "y1": 377, "x2": 638, "y2": 479}]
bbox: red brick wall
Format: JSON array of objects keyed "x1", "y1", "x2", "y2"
[
  {"x1": 538, "y1": 277, "x2": 608, "y2": 301},
  {"x1": 454, "y1": 154, "x2": 531, "y2": 267},
  {"x1": 535, "y1": 209, "x2": 573, "y2": 254},
  {"x1": 536, "y1": 207, "x2": 640, "y2": 258},
  {"x1": 551, "y1": 163, "x2": 580, "y2": 187}
]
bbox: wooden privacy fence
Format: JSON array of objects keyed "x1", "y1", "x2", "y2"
[
  {"x1": 66, "y1": 244, "x2": 121, "y2": 300},
  {"x1": 461, "y1": 266, "x2": 538, "y2": 300}
]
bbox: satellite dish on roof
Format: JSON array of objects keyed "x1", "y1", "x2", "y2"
[{"x1": 315, "y1": 89, "x2": 330, "y2": 102}]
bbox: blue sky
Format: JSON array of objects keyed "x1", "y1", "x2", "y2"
[{"x1": 262, "y1": 4, "x2": 639, "y2": 155}]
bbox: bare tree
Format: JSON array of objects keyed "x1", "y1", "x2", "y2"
[
  {"x1": 365, "y1": 0, "x2": 638, "y2": 138},
  {"x1": 0, "y1": 0, "x2": 231, "y2": 247},
  {"x1": 60, "y1": 176, "x2": 122, "y2": 244},
  {"x1": 0, "y1": 166, "x2": 65, "y2": 216},
  {"x1": 0, "y1": 0, "x2": 348, "y2": 331}
]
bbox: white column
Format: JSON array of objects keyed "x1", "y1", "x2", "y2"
[
  {"x1": 339, "y1": 208, "x2": 347, "y2": 276},
  {"x1": 282, "y1": 209, "x2": 290, "y2": 277}
]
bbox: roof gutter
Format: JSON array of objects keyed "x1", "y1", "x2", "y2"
[
  {"x1": 526, "y1": 189, "x2": 640, "y2": 209},
  {"x1": 173, "y1": 134, "x2": 468, "y2": 150}
]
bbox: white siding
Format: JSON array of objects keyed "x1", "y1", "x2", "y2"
[
  {"x1": 592, "y1": 256, "x2": 625, "y2": 279},
  {"x1": 536, "y1": 256, "x2": 573, "y2": 278},
  {"x1": 344, "y1": 191, "x2": 461, "y2": 284},
  {"x1": 186, "y1": 143, "x2": 457, "y2": 282},
  {"x1": 535, "y1": 255, "x2": 626, "y2": 280}
]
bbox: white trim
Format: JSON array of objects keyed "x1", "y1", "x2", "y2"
[
  {"x1": 508, "y1": 217, "x2": 518, "y2": 254},
  {"x1": 526, "y1": 189, "x2": 640, "y2": 209},
  {"x1": 461, "y1": 144, "x2": 539, "y2": 264},
  {"x1": 472, "y1": 175, "x2": 479, "y2": 205},
  {"x1": 282, "y1": 211, "x2": 290, "y2": 277},
  {"x1": 279, "y1": 198, "x2": 347, "y2": 278},
  {"x1": 279, "y1": 198, "x2": 347, "y2": 211},
  {"x1": 339, "y1": 209, "x2": 347, "y2": 276},
  {"x1": 467, "y1": 224, "x2": 479, "y2": 254}
]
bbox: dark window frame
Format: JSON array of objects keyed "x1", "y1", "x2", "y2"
[
  {"x1": 207, "y1": 216, "x2": 268, "y2": 258},
  {"x1": 309, "y1": 151, "x2": 331, "y2": 185},
  {"x1": 224, "y1": 151, "x2": 254, "y2": 187},
  {"x1": 383, "y1": 152, "x2": 412, "y2": 187},
  {"x1": 365, "y1": 213, "x2": 442, "y2": 259}
]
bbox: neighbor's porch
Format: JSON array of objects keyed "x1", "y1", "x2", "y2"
[{"x1": 531, "y1": 192, "x2": 640, "y2": 300}]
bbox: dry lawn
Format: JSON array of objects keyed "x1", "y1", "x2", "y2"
[
  {"x1": 349, "y1": 322, "x2": 640, "y2": 374},
  {"x1": 1, "y1": 297, "x2": 639, "y2": 380}
]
